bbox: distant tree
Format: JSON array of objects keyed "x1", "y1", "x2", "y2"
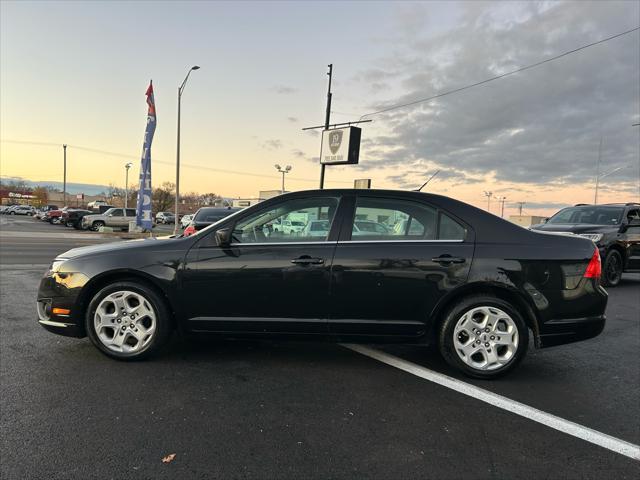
[
  {"x1": 32, "y1": 187, "x2": 48, "y2": 205},
  {"x1": 152, "y1": 182, "x2": 175, "y2": 213}
]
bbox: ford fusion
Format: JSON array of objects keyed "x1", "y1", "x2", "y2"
[{"x1": 37, "y1": 189, "x2": 607, "y2": 378}]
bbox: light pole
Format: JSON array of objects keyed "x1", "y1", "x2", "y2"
[
  {"x1": 483, "y1": 191, "x2": 493, "y2": 212},
  {"x1": 124, "y1": 162, "x2": 133, "y2": 209},
  {"x1": 175, "y1": 65, "x2": 200, "y2": 234},
  {"x1": 496, "y1": 196, "x2": 507, "y2": 217},
  {"x1": 274, "y1": 164, "x2": 292, "y2": 193},
  {"x1": 63, "y1": 144, "x2": 67, "y2": 206}
]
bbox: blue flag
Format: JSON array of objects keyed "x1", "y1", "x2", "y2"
[{"x1": 135, "y1": 81, "x2": 156, "y2": 230}]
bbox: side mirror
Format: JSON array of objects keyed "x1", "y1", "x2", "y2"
[
  {"x1": 215, "y1": 227, "x2": 232, "y2": 247},
  {"x1": 543, "y1": 218, "x2": 549, "y2": 224}
]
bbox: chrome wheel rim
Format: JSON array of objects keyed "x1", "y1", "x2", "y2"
[
  {"x1": 94, "y1": 290, "x2": 156, "y2": 353},
  {"x1": 453, "y1": 306, "x2": 519, "y2": 371}
]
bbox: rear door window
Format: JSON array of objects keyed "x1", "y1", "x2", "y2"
[
  {"x1": 350, "y1": 197, "x2": 437, "y2": 240},
  {"x1": 349, "y1": 197, "x2": 467, "y2": 241}
]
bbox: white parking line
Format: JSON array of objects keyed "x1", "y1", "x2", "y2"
[{"x1": 343, "y1": 344, "x2": 640, "y2": 461}]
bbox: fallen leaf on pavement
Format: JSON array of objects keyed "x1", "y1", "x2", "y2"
[{"x1": 162, "y1": 453, "x2": 176, "y2": 463}]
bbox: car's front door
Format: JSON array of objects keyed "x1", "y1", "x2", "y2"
[
  {"x1": 329, "y1": 194, "x2": 474, "y2": 338},
  {"x1": 181, "y1": 195, "x2": 343, "y2": 335}
]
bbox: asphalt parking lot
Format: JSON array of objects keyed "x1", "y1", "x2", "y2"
[{"x1": 1, "y1": 216, "x2": 639, "y2": 479}]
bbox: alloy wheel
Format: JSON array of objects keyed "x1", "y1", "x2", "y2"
[
  {"x1": 605, "y1": 253, "x2": 622, "y2": 285},
  {"x1": 93, "y1": 290, "x2": 156, "y2": 353},
  {"x1": 453, "y1": 306, "x2": 519, "y2": 371}
]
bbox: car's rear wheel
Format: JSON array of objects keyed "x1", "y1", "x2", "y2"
[
  {"x1": 602, "y1": 250, "x2": 623, "y2": 287},
  {"x1": 85, "y1": 281, "x2": 172, "y2": 360},
  {"x1": 438, "y1": 295, "x2": 529, "y2": 379},
  {"x1": 91, "y1": 221, "x2": 105, "y2": 231}
]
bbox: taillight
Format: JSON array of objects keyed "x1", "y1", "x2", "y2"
[
  {"x1": 584, "y1": 247, "x2": 601, "y2": 279},
  {"x1": 183, "y1": 225, "x2": 196, "y2": 236}
]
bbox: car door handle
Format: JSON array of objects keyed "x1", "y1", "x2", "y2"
[
  {"x1": 291, "y1": 256, "x2": 324, "y2": 265},
  {"x1": 431, "y1": 255, "x2": 466, "y2": 264}
]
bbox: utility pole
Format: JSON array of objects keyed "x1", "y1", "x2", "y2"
[
  {"x1": 483, "y1": 191, "x2": 493, "y2": 212},
  {"x1": 594, "y1": 136, "x2": 603, "y2": 205},
  {"x1": 319, "y1": 64, "x2": 333, "y2": 189},
  {"x1": 517, "y1": 202, "x2": 525, "y2": 216},
  {"x1": 63, "y1": 144, "x2": 67, "y2": 206}
]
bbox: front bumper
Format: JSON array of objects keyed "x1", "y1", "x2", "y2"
[
  {"x1": 36, "y1": 270, "x2": 89, "y2": 338},
  {"x1": 538, "y1": 314, "x2": 606, "y2": 348}
]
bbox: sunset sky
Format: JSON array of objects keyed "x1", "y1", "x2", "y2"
[{"x1": 1, "y1": 1, "x2": 638, "y2": 217}]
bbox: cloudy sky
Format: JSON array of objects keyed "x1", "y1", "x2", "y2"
[{"x1": 1, "y1": 1, "x2": 638, "y2": 216}]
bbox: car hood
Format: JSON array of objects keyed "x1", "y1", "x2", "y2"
[
  {"x1": 58, "y1": 236, "x2": 176, "y2": 260},
  {"x1": 532, "y1": 223, "x2": 617, "y2": 234}
]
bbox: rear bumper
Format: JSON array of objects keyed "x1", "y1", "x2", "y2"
[{"x1": 538, "y1": 314, "x2": 606, "y2": 348}]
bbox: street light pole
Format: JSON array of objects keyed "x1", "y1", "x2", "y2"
[
  {"x1": 594, "y1": 136, "x2": 603, "y2": 205},
  {"x1": 274, "y1": 164, "x2": 292, "y2": 193},
  {"x1": 483, "y1": 191, "x2": 493, "y2": 212},
  {"x1": 63, "y1": 144, "x2": 67, "y2": 206},
  {"x1": 497, "y1": 196, "x2": 507, "y2": 217},
  {"x1": 175, "y1": 65, "x2": 200, "y2": 235},
  {"x1": 124, "y1": 162, "x2": 133, "y2": 209}
]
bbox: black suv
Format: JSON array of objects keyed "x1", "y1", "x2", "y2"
[{"x1": 532, "y1": 203, "x2": 640, "y2": 286}]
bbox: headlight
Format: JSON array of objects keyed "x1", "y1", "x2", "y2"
[
  {"x1": 578, "y1": 233, "x2": 604, "y2": 243},
  {"x1": 46, "y1": 259, "x2": 67, "y2": 275}
]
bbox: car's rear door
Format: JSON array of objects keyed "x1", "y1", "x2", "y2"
[
  {"x1": 328, "y1": 193, "x2": 474, "y2": 338},
  {"x1": 181, "y1": 195, "x2": 344, "y2": 335}
]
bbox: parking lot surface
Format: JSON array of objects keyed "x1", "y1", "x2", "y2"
[{"x1": 1, "y1": 216, "x2": 639, "y2": 479}]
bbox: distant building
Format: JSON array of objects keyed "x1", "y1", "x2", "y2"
[
  {"x1": 509, "y1": 215, "x2": 547, "y2": 227},
  {"x1": 259, "y1": 190, "x2": 285, "y2": 200},
  {"x1": 232, "y1": 198, "x2": 262, "y2": 208}
]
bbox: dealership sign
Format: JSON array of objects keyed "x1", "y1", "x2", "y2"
[{"x1": 320, "y1": 126, "x2": 361, "y2": 165}]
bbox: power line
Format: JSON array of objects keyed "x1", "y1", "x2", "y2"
[
  {"x1": 359, "y1": 26, "x2": 640, "y2": 120},
  {"x1": 1, "y1": 139, "x2": 354, "y2": 185}
]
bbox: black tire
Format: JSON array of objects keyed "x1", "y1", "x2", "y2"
[
  {"x1": 438, "y1": 295, "x2": 529, "y2": 379},
  {"x1": 85, "y1": 280, "x2": 172, "y2": 360},
  {"x1": 602, "y1": 250, "x2": 623, "y2": 287},
  {"x1": 10, "y1": 211, "x2": 15, "y2": 215},
  {"x1": 91, "y1": 221, "x2": 105, "y2": 232}
]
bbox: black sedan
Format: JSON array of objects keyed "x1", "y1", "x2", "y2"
[
  {"x1": 183, "y1": 206, "x2": 241, "y2": 236},
  {"x1": 37, "y1": 189, "x2": 607, "y2": 378}
]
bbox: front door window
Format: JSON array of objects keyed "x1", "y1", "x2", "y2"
[{"x1": 233, "y1": 197, "x2": 339, "y2": 243}]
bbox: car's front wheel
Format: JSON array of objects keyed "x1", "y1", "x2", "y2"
[
  {"x1": 438, "y1": 295, "x2": 529, "y2": 379},
  {"x1": 85, "y1": 281, "x2": 172, "y2": 360},
  {"x1": 91, "y1": 221, "x2": 105, "y2": 231},
  {"x1": 602, "y1": 250, "x2": 623, "y2": 287}
]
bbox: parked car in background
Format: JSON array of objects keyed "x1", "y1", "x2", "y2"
[
  {"x1": 183, "y1": 207, "x2": 241, "y2": 236},
  {"x1": 7, "y1": 205, "x2": 35, "y2": 215},
  {"x1": 87, "y1": 200, "x2": 109, "y2": 210},
  {"x1": 37, "y1": 189, "x2": 608, "y2": 379},
  {"x1": 81, "y1": 208, "x2": 137, "y2": 231},
  {"x1": 180, "y1": 214, "x2": 194, "y2": 229},
  {"x1": 300, "y1": 220, "x2": 330, "y2": 238},
  {"x1": 156, "y1": 212, "x2": 175, "y2": 224},
  {"x1": 89, "y1": 204, "x2": 115, "y2": 214},
  {"x1": 273, "y1": 218, "x2": 306, "y2": 235},
  {"x1": 61, "y1": 209, "x2": 93, "y2": 229},
  {"x1": 1, "y1": 205, "x2": 20, "y2": 214},
  {"x1": 45, "y1": 207, "x2": 70, "y2": 224},
  {"x1": 352, "y1": 220, "x2": 390, "y2": 236},
  {"x1": 531, "y1": 203, "x2": 640, "y2": 287}
]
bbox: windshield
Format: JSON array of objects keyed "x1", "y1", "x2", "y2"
[{"x1": 547, "y1": 206, "x2": 624, "y2": 225}]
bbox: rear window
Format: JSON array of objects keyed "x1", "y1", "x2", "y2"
[{"x1": 195, "y1": 209, "x2": 236, "y2": 223}]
